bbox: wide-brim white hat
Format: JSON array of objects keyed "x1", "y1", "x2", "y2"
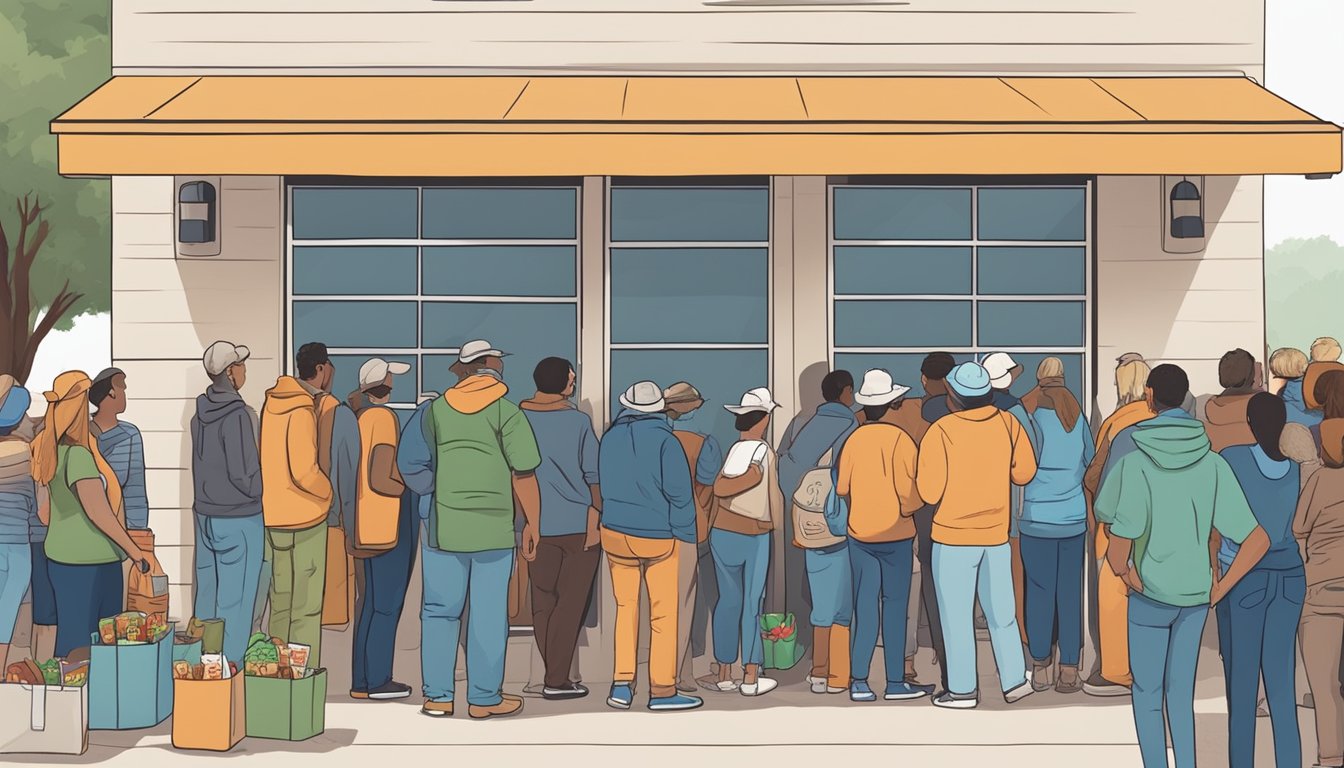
[
  {"x1": 855, "y1": 369, "x2": 910, "y2": 407},
  {"x1": 724, "y1": 387, "x2": 780, "y2": 415},
  {"x1": 620, "y1": 381, "x2": 666, "y2": 414}
]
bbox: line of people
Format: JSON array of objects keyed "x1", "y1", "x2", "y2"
[{"x1": 2, "y1": 336, "x2": 1342, "y2": 767}]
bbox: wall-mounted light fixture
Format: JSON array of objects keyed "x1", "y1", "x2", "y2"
[
  {"x1": 1161, "y1": 176, "x2": 1206, "y2": 255},
  {"x1": 175, "y1": 176, "x2": 222, "y2": 257}
]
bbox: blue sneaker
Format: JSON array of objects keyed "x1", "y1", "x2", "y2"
[
  {"x1": 885, "y1": 681, "x2": 936, "y2": 701},
  {"x1": 647, "y1": 693, "x2": 703, "y2": 712},
  {"x1": 607, "y1": 683, "x2": 634, "y2": 710},
  {"x1": 849, "y1": 681, "x2": 877, "y2": 702}
]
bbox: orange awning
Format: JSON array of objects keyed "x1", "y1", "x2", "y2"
[{"x1": 51, "y1": 75, "x2": 1341, "y2": 177}]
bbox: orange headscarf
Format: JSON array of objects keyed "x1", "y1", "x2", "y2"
[{"x1": 31, "y1": 370, "x2": 124, "y2": 519}]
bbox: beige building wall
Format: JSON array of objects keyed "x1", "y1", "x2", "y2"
[
  {"x1": 1095, "y1": 175, "x2": 1265, "y2": 416},
  {"x1": 111, "y1": 175, "x2": 283, "y2": 622}
]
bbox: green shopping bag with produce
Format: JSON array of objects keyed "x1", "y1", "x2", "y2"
[{"x1": 760, "y1": 612, "x2": 804, "y2": 670}]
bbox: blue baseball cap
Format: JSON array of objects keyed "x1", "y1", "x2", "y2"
[
  {"x1": 947, "y1": 362, "x2": 992, "y2": 398},
  {"x1": 0, "y1": 380, "x2": 31, "y2": 430}
]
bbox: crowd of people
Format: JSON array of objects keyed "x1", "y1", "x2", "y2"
[{"x1": 1, "y1": 335, "x2": 1343, "y2": 768}]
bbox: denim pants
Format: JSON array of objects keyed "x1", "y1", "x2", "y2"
[
  {"x1": 49, "y1": 559, "x2": 123, "y2": 657},
  {"x1": 849, "y1": 537, "x2": 913, "y2": 686},
  {"x1": 420, "y1": 530, "x2": 514, "y2": 707},
  {"x1": 1020, "y1": 533, "x2": 1085, "y2": 667},
  {"x1": 932, "y1": 542, "x2": 1027, "y2": 696},
  {"x1": 1223, "y1": 568, "x2": 1305, "y2": 768},
  {"x1": 353, "y1": 496, "x2": 419, "y2": 693},
  {"x1": 0, "y1": 541, "x2": 32, "y2": 644},
  {"x1": 28, "y1": 542, "x2": 57, "y2": 626},
  {"x1": 805, "y1": 542, "x2": 852, "y2": 628},
  {"x1": 710, "y1": 528, "x2": 770, "y2": 667},
  {"x1": 1128, "y1": 592, "x2": 1207, "y2": 768},
  {"x1": 192, "y1": 513, "x2": 265, "y2": 662},
  {"x1": 688, "y1": 540, "x2": 718, "y2": 662}
]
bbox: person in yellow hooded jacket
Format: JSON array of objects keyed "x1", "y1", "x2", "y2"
[{"x1": 261, "y1": 343, "x2": 334, "y2": 665}]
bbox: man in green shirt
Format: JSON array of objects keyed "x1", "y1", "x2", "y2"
[
  {"x1": 1095, "y1": 364, "x2": 1269, "y2": 768},
  {"x1": 419, "y1": 340, "x2": 541, "y2": 720}
]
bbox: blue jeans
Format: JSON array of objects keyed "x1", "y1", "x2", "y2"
[
  {"x1": 1020, "y1": 533, "x2": 1085, "y2": 667},
  {"x1": 1224, "y1": 568, "x2": 1305, "y2": 768},
  {"x1": 1128, "y1": 592, "x2": 1207, "y2": 768},
  {"x1": 28, "y1": 542, "x2": 57, "y2": 625},
  {"x1": 0, "y1": 542, "x2": 32, "y2": 644},
  {"x1": 49, "y1": 559, "x2": 122, "y2": 657},
  {"x1": 192, "y1": 513, "x2": 265, "y2": 662},
  {"x1": 805, "y1": 542, "x2": 852, "y2": 628},
  {"x1": 849, "y1": 537, "x2": 912, "y2": 685},
  {"x1": 353, "y1": 496, "x2": 419, "y2": 692},
  {"x1": 420, "y1": 531, "x2": 514, "y2": 707},
  {"x1": 709, "y1": 529, "x2": 770, "y2": 667},
  {"x1": 933, "y1": 542, "x2": 1026, "y2": 695}
]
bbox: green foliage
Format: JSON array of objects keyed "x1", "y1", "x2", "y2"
[
  {"x1": 1265, "y1": 236, "x2": 1344, "y2": 353},
  {"x1": 0, "y1": 0, "x2": 110, "y2": 328}
]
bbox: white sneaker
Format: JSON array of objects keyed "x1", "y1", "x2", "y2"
[
  {"x1": 715, "y1": 680, "x2": 740, "y2": 692},
  {"x1": 807, "y1": 676, "x2": 828, "y2": 694},
  {"x1": 740, "y1": 677, "x2": 778, "y2": 697},
  {"x1": 1004, "y1": 680, "x2": 1035, "y2": 704}
]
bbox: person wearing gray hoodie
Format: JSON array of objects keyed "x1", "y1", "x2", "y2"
[{"x1": 191, "y1": 341, "x2": 264, "y2": 663}]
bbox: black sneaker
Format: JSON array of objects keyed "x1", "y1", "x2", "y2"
[
  {"x1": 367, "y1": 681, "x2": 413, "y2": 700},
  {"x1": 542, "y1": 683, "x2": 590, "y2": 701}
]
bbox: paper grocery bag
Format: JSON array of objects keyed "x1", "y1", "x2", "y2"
[
  {"x1": 172, "y1": 675, "x2": 245, "y2": 752},
  {"x1": 321, "y1": 528, "x2": 355, "y2": 627},
  {"x1": 0, "y1": 684, "x2": 88, "y2": 755},
  {"x1": 127, "y1": 529, "x2": 170, "y2": 617}
]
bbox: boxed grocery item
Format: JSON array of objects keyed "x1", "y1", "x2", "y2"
[
  {"x1": 171, "y1": 673, "x2": 245, "y2": 752},
  {"x1": 88, "y1": 619, "x2": 173, "y2": 730},
  {"x1": 244, "y1": 668, "x2": 326, "y2": 742},
  {"x1": 0, "y1": 682, "x2": 89, "y2": 755}
]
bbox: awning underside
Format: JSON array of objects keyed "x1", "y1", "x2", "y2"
[{"x1": 52, "y1": 75, "x2": 1342, "y2": 176}]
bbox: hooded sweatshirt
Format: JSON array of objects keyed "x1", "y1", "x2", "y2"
[
  {"x1": 316, "y1": 393, "x2": 360, "y2": 531},
  {"x1": 777, "y1": 401, "x2": 859, "y2": 499},
  {"x1": 1094, "y1": 410, "x2": 1259, "y2": 607},
  {"x1": 521, "y1": 393, "x2": 600, "y2": 538},
  {"x1": 836, "y1": 421, "x2": 921, "y2": 542},
  {"x1": 1218, "y1": 444, "x2": 1301, "y2": 572},
  {"x1": 598, "y1": 410, "x2": 696, "y2": 544},
  {"x1": 1280, "y1": 379, "x2": 1322, "y2": 427},
  {"x1": 424, "y1": 373, "x2": 541, "y2": 553},
  {"x1": 260, "y1": 376, "x2": 332, "y2": 530},
  {"x1": 1202, "y1": 393, "x2": 1256, "y2": 454},
  {"x1": 917, "y1": 405, "x2": 1037, "y2": 547},
  {"x1": 1084, "y1": 400, "x2": 1155, "y2": 501},
  {"x1": 1020, "y1": 407, "x2": 1094, "y2": 539},
  {"x1": 190, "y1": 376, "x2": 262, "y2": 518},
  {"x1": 93, "y1": 420, "x2": 149, "y2": 530}
]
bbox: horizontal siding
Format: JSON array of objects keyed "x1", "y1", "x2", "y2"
[{"x1": 113, "y1": 0, "x2": 1263, "y2": 74}]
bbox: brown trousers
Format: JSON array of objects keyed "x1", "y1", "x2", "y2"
[
  {"x1": 530, "y1": 533, "x2": 601, "y2": 689},
  {"x1": 1301, "y1": 582, "x2": 1344, "y2": 767}
]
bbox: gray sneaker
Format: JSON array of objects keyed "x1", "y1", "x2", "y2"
[{"x1": 1004, "y1": 680, "x2": 1035, "y2": 704}]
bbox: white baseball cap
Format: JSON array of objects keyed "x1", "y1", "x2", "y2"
[
  {"x1": 358, "y1": 358, "x2": 411, "y2": 390},
  {"x1": 203, "y1": 341, "x2": 250, "y2": 377},
  {"x1": 724, "y1": 387, "x2": 780, "y2": 415},
  {"x1": 854, "y1": 369, "x2": 911, "y2": 407},
  {"x1": 619, "y1": 381, "x2": 665, "y2": 414},
  {"x1": 982, "y1": 352, "x2": 1023, "y2": 390},
  {"x1": 458, "y1": 340, "x2": 508, "y2": 365}
]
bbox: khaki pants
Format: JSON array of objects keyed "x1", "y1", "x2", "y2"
[
  {"x1": 266, "y1": 521, "x2": 328, "y2": 666},
  {"x1": 604, "y1": 529, "x2": 680, "y2": 699},
  {"x1": 676, "y1": 538, "x2": 701, "y2": 686},
  {"x1": 1301, "y1": 582, "x2": 1344, "y2": 767},
  {"x1": 1095, "y1": 527, "x2": 1132, "y2": 685}
]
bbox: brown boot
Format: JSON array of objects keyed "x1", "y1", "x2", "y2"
[
  {"x1": 1055, "y1": 666, "x2": 1082, "y2": 694},
  {"x1": 468, "y1": 694, "x2": 524, "y2": 719}
]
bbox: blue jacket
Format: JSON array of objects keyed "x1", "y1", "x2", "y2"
[
  {"x1": 1218, "y1": 444, "x2": 1303, "y2": 572},
  {"x1": 522, "y1": 401, "x2": 601, "y2": 538},
  {"x1": 398, "y1": 399, "x2": 436, "y2": 521},
  {"x1": 777, "y1": 401, "x2": 859, "y2": 499},
  {"x1": 598, "y1": 410, "x2": 696, "y2": 544},
  {"x1": 1281, "y1": 379, "x2": 1322, "y2": 427},
  {"x1": 327, "y1": 402, "x2": 361, "y2": 531},
  {"x1": 1021, "y1": 408, "x2": 1094, "y2": 538},
  {"x1": 921, "y1": 395, "x2": 951, "y2": 425},
  {"x1": 96, "y1": 421, "x2": 149, "y2": 530}
]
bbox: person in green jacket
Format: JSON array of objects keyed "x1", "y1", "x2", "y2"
[
  {"x1": 1095, "y1": 363, "x2": 1270, "y2": 768},
  {"x1": 419, "y1": 340, "x2": 542, "y2": 720}
]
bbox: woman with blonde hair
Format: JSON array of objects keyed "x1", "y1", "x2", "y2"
[
  {"x1": 1270, "y1": 347, "x2": 1319, "y2": 427},
  {"x1": 33, "y1": 371, "x2": 148, "y2": 657},
  {"x1": 1080, "y1": 353, "x2": 1155, "y2": 697}
]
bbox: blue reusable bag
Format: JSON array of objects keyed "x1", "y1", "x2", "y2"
[
  {"x1": 823, "y1": 461, "x2": 849, "y2": 538},
  {"x1": 88, "y1": 634, "x2": 173, "y2": 730}
]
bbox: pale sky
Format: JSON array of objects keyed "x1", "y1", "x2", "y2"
[{"x1": 1265, "y1": 0, "x2": 1344, "y2": 246}]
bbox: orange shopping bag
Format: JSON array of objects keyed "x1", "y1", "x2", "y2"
[{"x1": 172, "y1": 674, "x2": 245, "y2": 752}]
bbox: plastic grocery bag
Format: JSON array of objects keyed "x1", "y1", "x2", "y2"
[{"x1": 760, "y1": 612, "x2": 804, "y2": 670}]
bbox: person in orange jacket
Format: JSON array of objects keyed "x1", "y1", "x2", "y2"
[{"x1": 260, "y1": 343, "x2": 334, "y2": 665}]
